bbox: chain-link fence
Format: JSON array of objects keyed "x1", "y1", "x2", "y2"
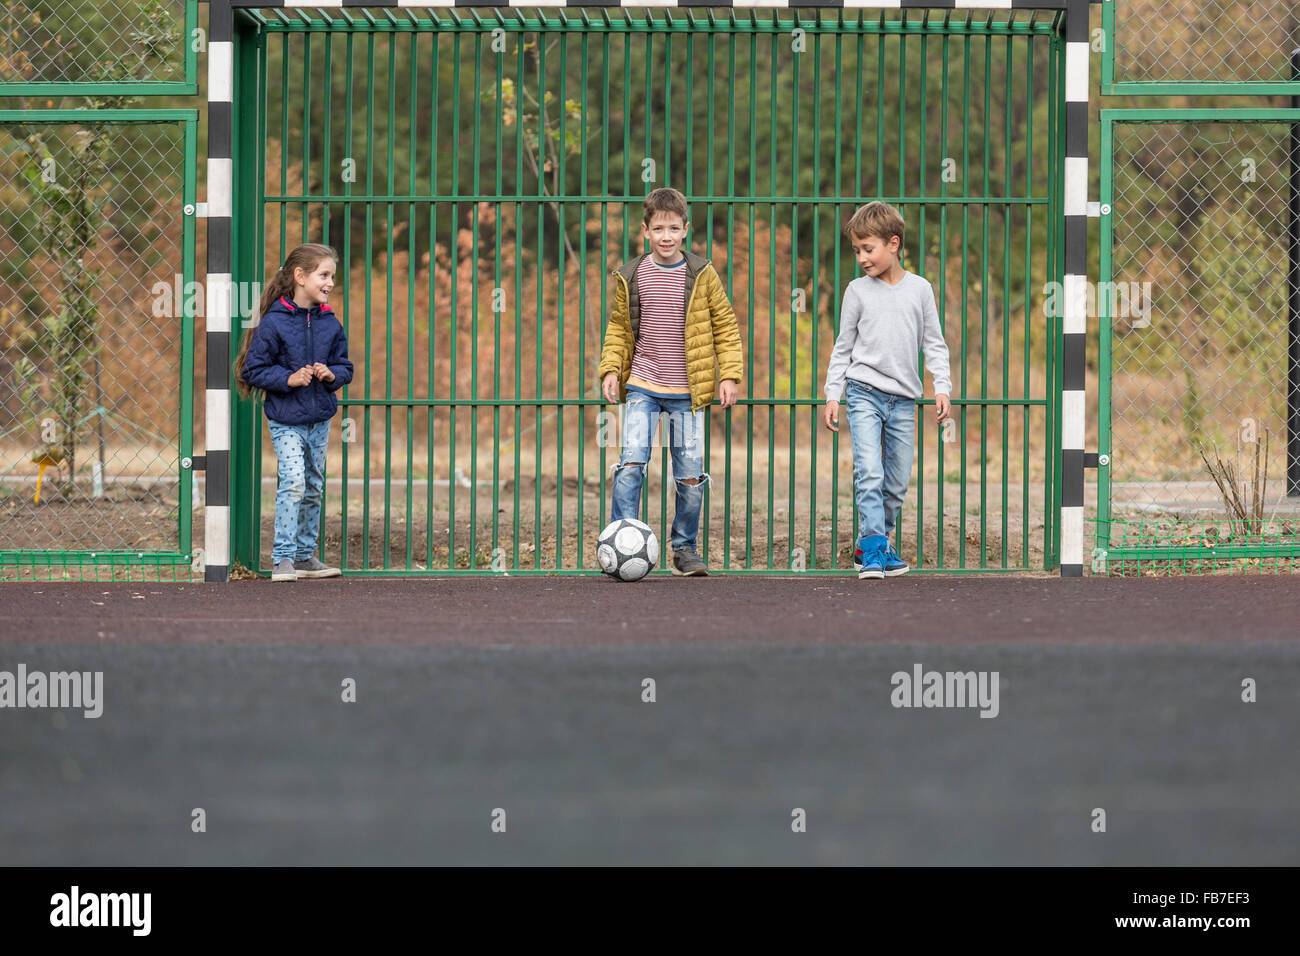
[
  {"x1": 1108, "y1": 0, "x2": 1300, "y2": 89},
  {"x1": 0, "y1": 0, "x2": 194, "y2": 91},
  {"x1": 0, "y1": 115, "x2": 195, "y2": 580},
  {"x1": 1102, "y1": 117, "x2": 1300, "y2": 573}
]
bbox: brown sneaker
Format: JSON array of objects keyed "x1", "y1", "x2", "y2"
[{"x1": 671, "y1": 550, "x2": 709, "y2": 576}]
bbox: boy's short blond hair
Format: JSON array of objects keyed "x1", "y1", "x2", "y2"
[
  {"x1": 844, "y1": 201, "x2": 906, "y2": 249},
  {"x1": 643, "y1": 187, "x2": 690, "y2": 226}
]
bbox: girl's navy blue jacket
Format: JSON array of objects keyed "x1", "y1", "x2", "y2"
[{"x1": 242, "y1": 296, "x2": 354, "y2": 425}]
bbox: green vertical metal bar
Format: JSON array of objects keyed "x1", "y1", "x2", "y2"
[
  {"x1": 555, "y1": 31, "x2": 566, "y2": 570},
  {"x1": 341, "y1": 31, "x2": 354, "y2": 572},
  {"x1": 855, "y1": 30, "x2": 864, "y2": 200},
  {"x1": 688, "y1": 26, "x2": 702, "y2": 563},
  {"x1": 279, "y1": 32, "x2": 288, "y2": 261},
  {"x1": 469, "y1": 31, "x2": 481, "y2": 569},
  {"x1": 898, "y1": 28, "x2": 908, "y2": 558},
  {"x1": 363, "y1": 32, "x2": 376, "y2": 569},
  {"x1": 428, "y1": 31, "x2": 439, "y2": 570},
  {"x1": 321, "y1": 33, "x2": 333, "y2": 234},
  {"x1": 302, "y1": 30, "x2": 311, "y2": 242},
  {"x1": 513, "y1": 30, "x2": 525, "y2": 568},
  {"x1": 663, "y1": 29, "x2": 672, "y2": 188},
  {"x1": 618, "y1": 26, "x2": 631, "y2": 554},
  {"x1": 1002, "y1": 33, "x2": 1012, "y2": 567},
  {"x1": 937, "y1": 31, "x2": 949, "y2": 569},
  {"x1": 598, "y1": 27, "x2": 610, "y2": 537},
  {"x1": 236, "y1": 28, "x2": 268, "y2": 573},
  {"x1": 721, "y1": 26, "x2": 737, "y2": 569},
  {"x1": 1101, "y1": 0, "x2": 1115, "y2": 94},
  {"x1": 916, "y1": 29, "x2": 927, "y2": 568},
  {"x1": 980, "y1": 33, "x2": 990, "y2": 569},
  {"x1": 876, "y1": 32, "x2": 884, "y2": 196},
  {"x1": 686, "y1": 26, "x2": 695, "y2": 202},
  {"x1": 646, "y1": 28, "x2": 665, "y2": 551},
  {"x1": 183, "y1": 0, "x2": 198, "y2": 92},
  {"x1": 707, "y1": 26, "x2": 719, "y2": 561},
  {"x1": 1044, "y1": 23, "x2": 1058, "y2": 569},
  {"x1": 318, "y1": 32, "x2": 334, "y2": 556},
  {"x1": 623, "y1": 27, "x2": 631, "y2": 269},
  {"x1": 767, "y1": 29, "x2": 777, "y2": 570},
  {"x1": 899, "y1": 31, "x2": 907, "y2": 201},
  {"x1": 789, "y1": 21, "x2": 798, "y2": 567},
  {"x1": 179, "y1": 115, "x2": 196, "y2": 557},
  {"x1": 1045, "y1": 27, "x2": 1055, "y2": 567},
  {"x1": 744, "y1": 30, "x2": 755, "y2": 571},
  {"x1": 960, "y1": 33, "x2": 970, "y2": 569},
  {"x1": 448, "y1": 32, "x2": 460, "y2": 567},
  {"x1": 384, "y1": 33, "x2": 396, "y2": 569},
  {"x1": 577, "y1": 30, "x2": 589, "y2": 569},
  {"x1": 1023, "y1": 34, "x2": 1033, "y2": 566},
  {"x1": 493, "y1": 29, "x2": 505, "y2": 568},
  {"x1": 534, "y1": 33, "x2": 544, "y2": 568},
  {"x1": 831, "y1": 29, "x2": 842, "y2": 568},
  {"x1": 1098, "y1": 113, "x2": 1114, "y2": 561},
  {"x1": 406, "y1": 31, "x2": 418, "y2": 571},
  {"x1": 810, "y1": 29, "x2": 821, "y2": 569}
]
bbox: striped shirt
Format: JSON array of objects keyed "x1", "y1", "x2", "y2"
[{"x1": 628, "y1": 256, "x2": 689, "y2": 391}]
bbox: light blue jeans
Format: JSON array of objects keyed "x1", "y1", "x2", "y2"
[
  {"x1": 844, "y1": 379, "x2": 915, "y2": 540},
  {"x1": 267, "y1": 419, "x2": 331, "y2": 564},
  {"x1": 610, "y1": 389, "x2": 708, "y2": 553}
]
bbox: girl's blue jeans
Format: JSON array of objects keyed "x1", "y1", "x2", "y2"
[
  {"x1": 267, "y1": 419, "x2": 331, "y2": 563},
  {"x1": 844, "y1": 379, "x2": 915, "y2": 540},
  {"x1": 610, "y1": 390, "x2": 708, "y2": 553}
]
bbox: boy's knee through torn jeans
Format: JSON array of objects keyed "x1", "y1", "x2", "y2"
[
  {"x1": 844, "y1": 379, "x2": 915, "y2": 541},
  {"x1": 610, "y1": 390, "x2": 708, "y2": 553}
]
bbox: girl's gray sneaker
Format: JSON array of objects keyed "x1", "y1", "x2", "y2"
[
  {"x1": 293, "y1": 557, "x2": 341, "y2": 579},
  {"x1": 271, "y1": 559, "x2": 297, "y2": 581}
]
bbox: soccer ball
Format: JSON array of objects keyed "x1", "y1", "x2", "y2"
[{"x1": 596, "y1": 518, "x2": 659, "y2": 582}]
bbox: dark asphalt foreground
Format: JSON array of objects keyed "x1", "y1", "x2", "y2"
[{"x1": 0, "y1": 577, "x2": 1297, "y2": 865}]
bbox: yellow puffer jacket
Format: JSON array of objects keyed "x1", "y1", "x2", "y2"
[{"x1": 597, "y1": 251, "x2": 745, "y2": 412}]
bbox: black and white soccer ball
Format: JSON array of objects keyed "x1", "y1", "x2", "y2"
[{"x1": 596, "y1": 518, "x2": 659, "y2": 582}]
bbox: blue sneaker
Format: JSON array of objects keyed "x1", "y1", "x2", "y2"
[
  {"x1": 882, "y1": 542, "x2": 910, "y2": 577},
  {"x1": 855, "y1": 534, "x2": 886, "y2": 580}
]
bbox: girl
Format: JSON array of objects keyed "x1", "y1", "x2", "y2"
[{"x1": 236, "y1": 244, "x2": 353, "y2": 581}]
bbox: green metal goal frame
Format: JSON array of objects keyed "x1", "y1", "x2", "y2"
[{"x1": 229, "y1": 8, "x2": 1067, "y2": 577}]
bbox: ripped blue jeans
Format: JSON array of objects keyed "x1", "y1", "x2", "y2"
[{"x1": 610, "y1": 389, "x2": 708, "y2": 553}]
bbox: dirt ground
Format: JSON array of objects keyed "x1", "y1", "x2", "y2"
[{"x1": 249, "y1": 470, "x2": 1048, "y2": 575}]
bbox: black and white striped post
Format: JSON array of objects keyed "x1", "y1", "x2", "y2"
[
  {"x1": 1059, "y1": 0, "x2": 1089, "y2": 576},
  {"x1": 204, "y1": 0, "x2": 234, "y2": 583}
]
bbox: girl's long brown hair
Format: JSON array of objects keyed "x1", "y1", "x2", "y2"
[{"x1": 234, "y1": 243, "x2": 339, "y2": 399}]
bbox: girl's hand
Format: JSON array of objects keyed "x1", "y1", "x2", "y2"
[
  {"x1": 287, "y1": 367, "x2": 314, "y2": 387},
  {"x1": 312, "y1": 362, "x2": 335, "y2": 383},
  {"x1": 601, "y1": 373, "x2": 620, "y2": 404},
  {"x1": 717, "y1": 379, "x2": 739, "y2": 409}
]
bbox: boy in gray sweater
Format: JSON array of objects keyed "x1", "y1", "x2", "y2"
[{"x1": 822, "y1": 202, "x2": 952, "y2": 579}]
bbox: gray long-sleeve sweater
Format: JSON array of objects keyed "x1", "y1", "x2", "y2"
[{"x1": 823, "y1": 271, "x2": 953, "y2": 401}]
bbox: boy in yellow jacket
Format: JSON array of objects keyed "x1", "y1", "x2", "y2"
[{"x1": 598, "y1": 187, "x2": 744, "y2": 576}]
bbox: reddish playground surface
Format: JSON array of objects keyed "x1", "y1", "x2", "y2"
[{"x1": 3, "y1": 576, "x2": 1296, "y2": 646}]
